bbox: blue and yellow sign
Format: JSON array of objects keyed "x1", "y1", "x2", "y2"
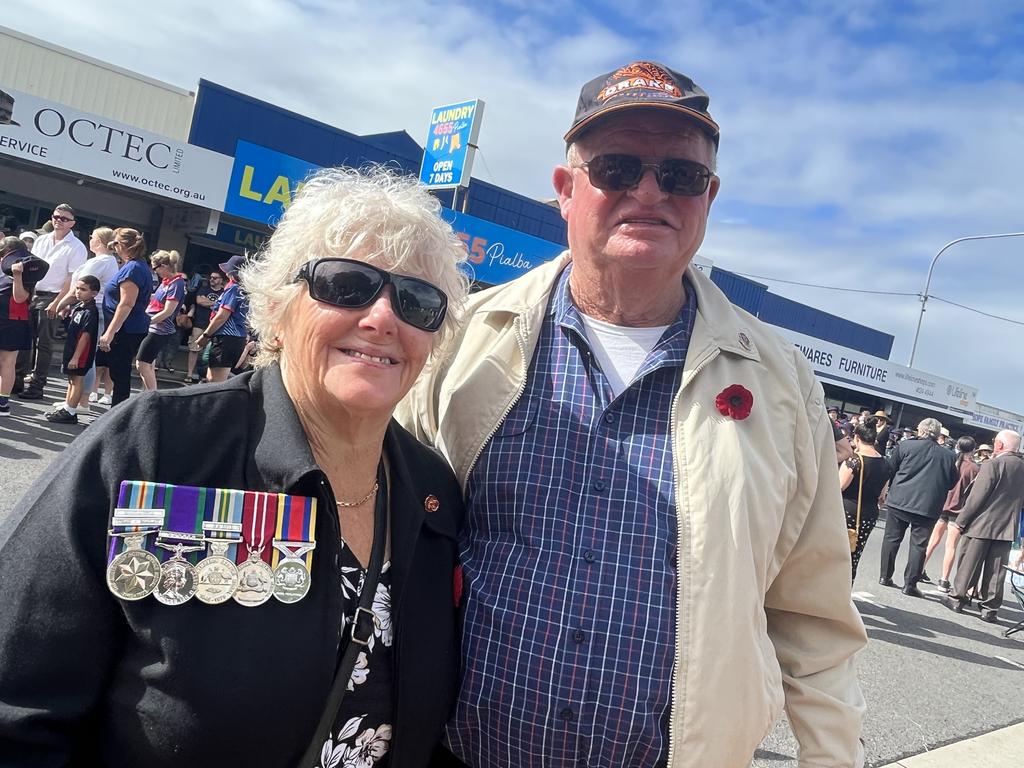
[
  {"x1": 418, "y1": 99, "x2": 484, "y2": 190},
  {"x1": 224, "y1": 140, "x2": 316, "y2": 225}
]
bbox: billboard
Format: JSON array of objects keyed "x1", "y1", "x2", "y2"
[
  {"x1": 418, "y1": 99, "x2": 484, "y2": 189},
  {"x1": 0, "y1": 86, "x2": 232, "y2": 208}
]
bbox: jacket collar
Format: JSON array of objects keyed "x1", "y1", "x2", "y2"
[{"x1": 479, "y1": 249, "x2": 762, "y2": 367}]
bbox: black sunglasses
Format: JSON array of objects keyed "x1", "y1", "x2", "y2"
[
  {"x1": 52, "y1": 214, "x2": 75, "y2": 223},
  {"x1": 577, "y1": 154, "x2": 712, "y2": 196},
  {"x1": 294, "y1": 258, "x2": 448, "y2": 333}
]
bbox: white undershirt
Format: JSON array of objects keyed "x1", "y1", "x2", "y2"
[{"x1": 580, "y1": 314, "x2": 669, "y2": 398}]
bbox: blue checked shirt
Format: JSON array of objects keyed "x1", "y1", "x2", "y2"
[{"x1": 448, "y1": 265, "x2": 698, "y2": 768}]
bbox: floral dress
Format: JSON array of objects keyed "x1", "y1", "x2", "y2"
[{"x1": 317, "y1": 543, "x2": 394, "y2": 768}]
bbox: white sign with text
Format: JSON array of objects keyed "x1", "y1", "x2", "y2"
[{"x1": 0, "y1": 86, "x2": 231, "y2": 208}]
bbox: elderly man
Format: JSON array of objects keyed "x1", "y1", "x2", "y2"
[
  {"x1": 400, "y1": 61, "x2": 866, "y2": 768},
  {"x1": 879, "y1": 417, "x2": 958, "y2": 596},
  {"x1": 944, "y1": 430, "x2": 1024, "y2": 622}
]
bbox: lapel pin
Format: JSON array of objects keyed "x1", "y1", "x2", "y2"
[
  {"x1": 738, "y1": 332, "x2": 751, "y2": 350},
  {"x1": 424, "y1": 495, "x2": 440, "y2": 513}
]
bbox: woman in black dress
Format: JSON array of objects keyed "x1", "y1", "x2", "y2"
[{"x1": 839, "y1": 416, "x2": 893, "y2": 580}]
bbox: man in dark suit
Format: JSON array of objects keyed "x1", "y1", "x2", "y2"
[
  {"x1": 879, "y1": 417, "x2": 958, "y2": 596},
  {"x1": 944, "y1": 430, "x2": 1024, "y2": 622}
]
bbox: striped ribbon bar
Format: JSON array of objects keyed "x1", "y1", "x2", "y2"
[
  {"x1": 272, "y1": 492, "x2": 318, "y2": 570},
  {"x1": 109, "y1": 482, "x2": 317, "y2": 570}
]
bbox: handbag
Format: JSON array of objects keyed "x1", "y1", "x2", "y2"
[
  {"x1": 298, "y1": 461, "x2": 389, "y2": 765},
  {"x1": 848, "y1": 453, "x2": 865, "y2": 553}
]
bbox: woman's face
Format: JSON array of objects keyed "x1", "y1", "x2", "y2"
[
  {"x1": 89, "y1": 232, "x2": 103, "y2": 253},
  {"x1": 152, "y1": 263, "x2": 172, "y2": 280},
  {"x1": 278, "y1": 260, "x2": 435, "y2": 423}
]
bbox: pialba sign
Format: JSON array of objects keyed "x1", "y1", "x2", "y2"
[{"x1": 0, "y1": 86, "x2": 231, "y2": 207}]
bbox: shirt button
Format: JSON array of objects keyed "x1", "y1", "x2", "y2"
[
  {"x1": 593, "y1": 480, "x2": 605, "y2": 492},
  {"x1": 583, "y1": 550, "x2": 596, "y2": 563},
  {"x1": 573, "y1": 629, "x2": 585, "y2": 643},
  {"x1": 560, "y1": 706, "x2": 575, "y2": 721},
  {"x1": 604, "y1": 412, "x2": 615, "y2": 423}
]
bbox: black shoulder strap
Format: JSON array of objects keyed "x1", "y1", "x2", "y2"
[{"x1": 298, "y1": 460, "x2": 389, "y2": 766}]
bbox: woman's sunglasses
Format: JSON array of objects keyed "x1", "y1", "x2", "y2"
[
  {"x1": 576, "y1": 154, "x2": 712, "y2": 196},
  {"x1": 294, "y1": 258, "x2": 448, "y2": 333}
]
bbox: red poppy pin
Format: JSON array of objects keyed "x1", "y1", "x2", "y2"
[
  {"x1": 715, "y1": 384, "x2": 753, "y2": 420},
  {"x1": 453, "y1": 564, "x2": 464, "y2": 608}
]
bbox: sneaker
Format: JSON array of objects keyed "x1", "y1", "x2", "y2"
[
  {"x1": 936, "y1": 579, "x2": 951, "y2": 593},
  {"x1": 45, "y1": 407, "x2": 78, "y2": 424},
  {"x1": 98, "y1": 394, "x2": 113, "y2": 405},
  {"x1": 17, "y1": 387, "x2": 44, "y2": 400},
  {"x1": 0, "y1": 403, "x2": 10, "y2": 416},
  {"x1": 918, "y1": 571, "x2": 933, "y2": 584},
  {"x1": 88, "y1": 391, "x2": 99, "y2": 403}
]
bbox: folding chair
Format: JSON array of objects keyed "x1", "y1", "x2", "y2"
[{"x1": 1001, "y1": 565, "x2": 1024, "y2": 638}]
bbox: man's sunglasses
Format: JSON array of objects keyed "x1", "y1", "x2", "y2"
[
  {"x1": 577, "y1": 154, "x2": 712, "y2": 196},
  {"x1": 294, "y1": 258, "x2": 448, "y2": 333},
  {"x1": 52, "y1": 214, "x2": 74, "y2": 223}
]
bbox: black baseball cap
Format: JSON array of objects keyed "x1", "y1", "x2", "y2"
[{"x1": 565, "y1": 61, "x2": 720, "y2": 147}]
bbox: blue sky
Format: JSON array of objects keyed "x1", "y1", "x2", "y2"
[{"x1": 7, "y1": 0, "x2": 1024, "y2": 416}]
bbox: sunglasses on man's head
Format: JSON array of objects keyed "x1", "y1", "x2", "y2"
[
  {"x1": 577, "y1": 154, "x2": 712, "y2": 196},
  {"x1": 52, "y1": 214, "x2": 74, "y2": 223},
  {"x1": 294, "y1": 258, "x2": 448, "y2": 333}
]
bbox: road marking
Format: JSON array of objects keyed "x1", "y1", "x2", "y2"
[{"x1": 994, "y1": 656, "x2": 1024, "y2": 670}]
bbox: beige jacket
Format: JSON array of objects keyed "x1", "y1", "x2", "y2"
[{"x1": 397, "y1": 253, "x2": 867, "y2": 768}]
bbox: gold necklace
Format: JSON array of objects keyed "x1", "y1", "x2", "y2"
[{"x1": 335, "y1": 481, "x2": 379, "y2": 508}]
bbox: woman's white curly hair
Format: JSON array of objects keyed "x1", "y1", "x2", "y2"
[{"x1": 240, "y1": 165, "x2": 470, "y2": 367}]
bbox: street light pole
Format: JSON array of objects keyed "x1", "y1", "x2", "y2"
[{"x1": 908, "y1": 231, "x2": 1024, "y2": 367}]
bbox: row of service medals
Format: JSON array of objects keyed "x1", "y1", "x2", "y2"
[{"x1": 106, "y1": 508, "x2": 316, "y2": 606}]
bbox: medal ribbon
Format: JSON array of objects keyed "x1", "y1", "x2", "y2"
[
  {"x1": 239, "y1": 491, "x2": 278, "y2": 565},
  {"x1": 272, "y1": 493, "x2": 318, "y2": 570},
  {"x1": 208, "y1": 486, "x2": 246, "y2": 562},
  {"x1": 108, "y1": 481, "x2": 164, "y2": 564}
]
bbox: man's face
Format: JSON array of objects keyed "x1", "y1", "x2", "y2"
[
  {"x1": 208, "y1": 273, "x2": 224, "y2": 290},
  {"x1": 553, "y1": 111, "x2": 719, "y2": 280},
  {"x1": 51, "y1": 209, "x2": 75, "y2": 236}
]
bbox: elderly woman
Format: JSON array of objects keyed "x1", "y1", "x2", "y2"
[{"x1": 0, "y1": 167, "x2": 469, "y2": 768}]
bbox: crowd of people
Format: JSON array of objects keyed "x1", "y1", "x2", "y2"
[
  {"x1": 830, "y1": 405, "x2": 1024, "y2": 624},
  {"x1": 0, "y1": 206, "x2": 252, "y2": 423}
]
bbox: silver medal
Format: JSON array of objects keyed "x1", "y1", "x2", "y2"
[
  {"x1": 107, "y1": 532, "x2": 161, "y2": 601},
  {"x1": 195, "y1": 539, "x2": 240, "y2": 605},
  {"x1": 153, "y1": 541, "x2": 203, "y2": 606},
  {"x1": 234, "y1": 547, "x2": 275, "y2": 607},
  {"x1": 272, "y1": 540, "x2": 316, "y2": 604}
]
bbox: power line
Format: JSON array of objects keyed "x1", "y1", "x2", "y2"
[
  {"x1": 732, "y1": 271, "x2": 918, "y2": 297},
  {"x1": 930, "y1": 295, "x2": 1024, "y2": 327}
]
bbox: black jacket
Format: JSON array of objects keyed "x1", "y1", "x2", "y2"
[
  {"x1": 885, "y1": 436, "x2": 958, "y2": 518},
  {"x1": 0, "y1": 364, "x2": 463, "y2": 767}
]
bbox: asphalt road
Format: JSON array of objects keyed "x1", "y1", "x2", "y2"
[{"x1": 2, "y1": 376, "x2": 1024, "y2": 767}]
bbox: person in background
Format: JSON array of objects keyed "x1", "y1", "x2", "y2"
[
  {"x1": 192, "y1": 255, "x2": 248, "y2": 382},
  {"x1": 873, "y1": 410, "x2": 891, "y2": 453},
  {"x1": 16, "y1": 203, "x2": 88, "y2": 399},
  {"x1": 56, "y1": 226, "x2": 119, "y2": 410},
  {"x1": 924, "y1": 436, "x2": 980, "y2": 593},
  {"x1": 976, "y1": 443, "x2": 993, "y2": 464},
  {"x1": 45, "y1": 275, "x2": 100, "y2": 425},
  {"x1": 839, "y1": 416, "x2": 892, "y2": 580},
  {"x1": 18, "y1": 231, "x2": 36, "y2": 250},
  {"x1": 879, "y1": 418, "x2": 958, "y2": 596},
  {"x1": 400, "y1": 60, "x2": 867, "y2": 768},
  {"x1": 135, "y1": 250, "x2": 185, "y2": 391},
  {"x1": 96, "y1": 228, "x2": 153, "y2": 405},
  {"x1": 183, "y1": 268, "x2": 224, "y2": 384},
  {"x1": 944, "y1": 430, "x2": 1024, "y2": 622},
  {"x1": 0, "y1": 237, "x2": 48, "y2": 416}
]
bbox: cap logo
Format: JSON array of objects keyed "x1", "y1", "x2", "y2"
[{"x1": 597, "y1": 62, "x2": 681, "y2": 103}]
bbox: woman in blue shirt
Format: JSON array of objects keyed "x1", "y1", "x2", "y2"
[{"x1": 97, "y1": 228, "x2": 153, "y2": 405}]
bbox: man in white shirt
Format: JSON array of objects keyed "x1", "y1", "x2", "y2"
[{"x1": 16, "y1": 203, "x2": 88, "y2": 397}]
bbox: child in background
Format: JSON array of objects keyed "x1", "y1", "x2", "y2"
[
  {"x1": 46, "y1": 275, "x2": 100, "y2": 425},
  {"x1": 0, "y1": 239, "x2": 35, "y2": 417}
]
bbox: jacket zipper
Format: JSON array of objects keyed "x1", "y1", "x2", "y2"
[
  {"x1": 665, "y1": 347, "x2": 718, "y2": 767},
  {"x1": 460, "y1": 315, "x2": 530, "y2": 491}
]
